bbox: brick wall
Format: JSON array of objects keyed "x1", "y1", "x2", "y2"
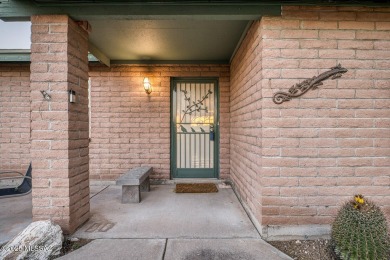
[
  {"x1": 89, "y1": 64, "x2": 230, "y2": 181},
  {"x1": 30, "y1": 15, "x2": 90, "y2": 233},
  {"x1": 0, "y1": 64, "x2": 31, "y2": 172},
  {"x1": 231, "y1": 6, "x2": 390, "y2": 236},
  {"x1": 230, "y1": 21, "x2": 263, "y2": 224}
]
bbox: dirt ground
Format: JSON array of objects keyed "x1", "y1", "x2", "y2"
[
  {"x1": 269, "y1": 239, "x2": 338, "y2": 260},
  {"x1": 51, "y1": 238, "x2": 92, "y2": 259}
]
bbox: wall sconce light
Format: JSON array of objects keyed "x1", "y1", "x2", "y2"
[
  {"x1": 40, "y1": 90, "x2": 51, "y2": 101},
  {"x1": 143, "y1": 77, "x2": 152, "y2": 94},
  {"x1": 69, "y1": 90, "x2": 76, "y2": 103}
]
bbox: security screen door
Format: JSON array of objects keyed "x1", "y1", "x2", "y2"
[{"x1": 171, "y1": 78, "x2": 219, "y2": 178}]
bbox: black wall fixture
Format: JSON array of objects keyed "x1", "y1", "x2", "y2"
[{"x1": 272, "y1": 64, "x2": 348, "y2": 104}]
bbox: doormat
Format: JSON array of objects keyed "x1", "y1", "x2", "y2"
[{"x1": 175, "y1": 183, "x2": 218, "y2": 193}]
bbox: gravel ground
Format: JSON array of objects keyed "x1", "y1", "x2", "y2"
[{"x1": 269, "y1": 239, "x2": 338, "y2": 260}]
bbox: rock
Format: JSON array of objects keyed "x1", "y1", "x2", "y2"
[
  {"x1": 69, "y1": 237, "x2": 79, "y2": 242},
  {"x1": 0, "y1": 220, "x2": 63, "y2": 260}
]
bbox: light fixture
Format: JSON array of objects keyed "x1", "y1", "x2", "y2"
[
  {"x1": 68, "y1": 90, "x2": 76, "y2": 103},
  {"x1": 143, "y1": 77, "x2": 152, "y2": 94},
  {"x1": 40, "y1": 90, "x2": 51, "y2": 101}
]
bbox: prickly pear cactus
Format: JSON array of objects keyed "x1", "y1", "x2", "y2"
[{"x1": 331, "y1": 195, "x2": 390, "y2": 260}]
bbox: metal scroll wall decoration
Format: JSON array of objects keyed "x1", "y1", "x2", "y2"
[
  {"x1": 180, "y1": 89, "x2": 212, "y2": 123},
  {"x1": 272, "y1": 64, "x2": 348, "y2": 104}
]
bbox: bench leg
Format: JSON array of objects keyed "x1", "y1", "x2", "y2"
[
  {"x1": 140, "y1": 177, "x2": 150, "y2": 192},
  {"x1": 122, "y1": 185, "x2": 140, "y2": 203}
]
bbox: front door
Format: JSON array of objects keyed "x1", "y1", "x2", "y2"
[{"x1": 171, "y1": 78, "x2": 219, "y2": 178}]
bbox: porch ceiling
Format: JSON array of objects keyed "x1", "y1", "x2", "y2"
[{"x1": 88, "y1": 19, "x2": 250, "y2": 64}]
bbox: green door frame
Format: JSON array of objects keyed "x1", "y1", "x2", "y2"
[{"x1": 170, "y1": 77, "x2": 220, "y2": 179}]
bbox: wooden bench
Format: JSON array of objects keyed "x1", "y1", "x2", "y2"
[{"x1": 116, "y1": 166, "x2": 152, "y2": 203}]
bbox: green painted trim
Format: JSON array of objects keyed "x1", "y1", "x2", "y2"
[
  {"x1": 0, "y1": 1, "x2": 281, "y2": 20},
  {"x1": 0, "y1": 53, "x2": 101, "y2": 63},
  {"x1": 89, "y1": 43, "x2": 110, "y2": 67},
  {"x1": 175, "y1": 168, "x2": 214, "y2": 179},
  {"x1": 230, "y1": 20, "x2": 254, "y2": 63},
  {"x1": 170, "y1": 77, "x2": 175, "y2": 180},
  {"x1": 2, "y1": 1, "x2": 389, "y2": 21},
  {"x1": 0, "y1": 53, "x2": 30, "y2": 62},
  {"x1": 170, "y1": 77, "x2": 220, "y2": 179}
]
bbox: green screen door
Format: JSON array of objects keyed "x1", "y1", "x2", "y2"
[{"x1": 171, "y1": 78, "x2": 219, "y2": 178}]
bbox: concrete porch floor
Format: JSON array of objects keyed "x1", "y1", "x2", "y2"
[
  {"x1": 73, "y1": 185, "x2": 260, "y2": 239},
  {"x1": 0, "y1": 193, "x2": 32, "y2": 245},
  {"x1": 1, "y1": 185, "x2": 292, "y2": 259}
]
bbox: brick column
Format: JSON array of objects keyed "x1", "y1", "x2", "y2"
[{"x1": 30, "y1": 15, "x2": 90, "y2": 234}]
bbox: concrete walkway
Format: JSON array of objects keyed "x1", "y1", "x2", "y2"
[
  {"x1": 59, "y1": 185, "x2": 292, "y2": 260},
  {"x1": 0, "y1": 193, "x2": 32, "y2": 245}
]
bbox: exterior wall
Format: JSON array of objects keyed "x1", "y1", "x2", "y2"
[
  {"x1": 230, "y1": 21, "x2": 263, "y2": 224},
  {"x1": 89, "y1": 64, "x2": 230, "y2": 181},
  {"x1": 0, "y1": 64, "x2": 31, "y2": 172},
  {"x1": 30, "y1": 15, "x2": 90, "y2": 233},
  {"x1": 231, "y1": 6, "x2": 390, "y2": 238}
]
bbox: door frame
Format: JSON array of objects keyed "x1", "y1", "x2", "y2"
[{"x1": 170, "y1": 77, "x2": 220, "y2": 179}]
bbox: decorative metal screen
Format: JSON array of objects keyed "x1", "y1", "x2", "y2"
[{"x1": 172, "y1": 79, "x2": 217, "y2": 178}]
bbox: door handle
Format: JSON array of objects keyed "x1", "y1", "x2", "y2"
[{"x1": 209, "y1": 124, "x2": 215, "y2": 141}]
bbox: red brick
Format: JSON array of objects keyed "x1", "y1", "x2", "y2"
[
  {"x1": 50, "y1": 24, "x2": 68, "y2": 33},
  {"x1": 338, "y1": 40, "x2": 374, "y2": 50},
  {"x1": 338, "y1": 158, "x2": 373, "y2": 167},
  {"x1": 31, "y1": 15, "x2": 69, "y2": 23},
  {"x1": 319, "y1": 11, "x2": 356, "y2": 21},
  {"x1": 299, "y1": 158, "x2": 336, "y2": 167},
  {"x1": 299, "y1": 39, "x2": 337, "y2": 49},
  {"x1": 31, "y1": 33, "x2": 68, "y2": 44},
  {"x1": 279, "y1": 206, "x2": 317, "y2": 216},
  {"x1": 282, "y1": 148, "x2": 318, "y2": 157},
  {"x1": 356, "y1": 12, "x2": 390, "y2": 22},
  {"x1": 319, "y1": 30, "x2": 356, "y2": 39},
  {"x1": 376, "y1": 22, "x2": 390, "y2": 30},
  {"x1": 262, "y1": 39, "x2": 300, "y2": 49},
  {"x1": 280, "y1": 187, "x2": 318, "y2": 196},
  {"x1": 356, "y1": 89, "x2": 390, "y2": 98},
  {"x1": 262, "y1": 18, "x2": 300, "y2": 29},
  {"x1": 31, "y1": 24, "x2": 49, "y2": 34},
  {"x1": 262, "y1": 177, "x2": 299, "y2": 186},
  {"x1": 280, "y1": 167, "x2": 317, "y2": 177},
  {"x1": 339, "y1": 21, "x2": 375, "y2": 30},
  {"x1": 280, "y1": 29, "x2": 319, "y2": 39},
  {"x1": 356, "y1": 31, "x2": 390, "y2": 40},
  {"x1": 319, "y1": 49, "x2": 356, "y2": 59},
  {"x1": 282, "y1": 10, "x2": 320, "y2": 20},
  {"x1": 356, "y1": 50, "x2": 390, "y2": 60},
  {"x1": 338, "y1": 99, "x2": 373, "y2": 108},
  {"x1": 318, "y1": 167, "x2": 355, "y2": 177},
  {"x1": 355, "y1": 167, "x2": 389, "y2": 177},
  {"x1": 301, "y1": 21, "x2": 338, "y2": 29}
]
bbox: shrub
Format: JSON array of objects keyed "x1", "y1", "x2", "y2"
[{"x1": 331, "y1": 195, "x2": 389, "y2": 260}]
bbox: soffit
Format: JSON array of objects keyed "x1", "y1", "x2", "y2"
[{"x1": 88, "y1": 19, "x2": 250, "y2": 63}]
